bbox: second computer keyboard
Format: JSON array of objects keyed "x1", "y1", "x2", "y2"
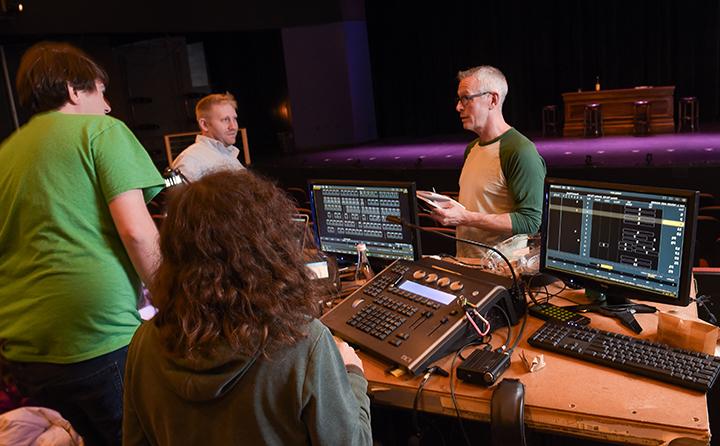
[{"x1": 528, "y1": 322, "x2": 720, "y2": 392}]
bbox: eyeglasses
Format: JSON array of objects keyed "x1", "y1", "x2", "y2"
[{"x1": 456, "y1": 91, "x2": 492, "y2": 106}]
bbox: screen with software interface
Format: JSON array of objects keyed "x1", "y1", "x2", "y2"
[
  {"x1": 309, "y1": 181, "x2": 419, "y2": 261},
  {"x1": 543, "y1": 182, "x2": 692, "y2": 299}
]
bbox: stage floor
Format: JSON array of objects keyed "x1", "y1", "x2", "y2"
[
  {"x1": 268, "y1": 131, "x2": 720, "y2": 170},
  {"x1": 257, "y1": 130, "x2": 720, "y2": 197}
]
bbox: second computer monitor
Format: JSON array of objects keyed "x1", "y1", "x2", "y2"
[
  {"x1": 540, "y1": 177, "x2": 698, "y2": 306},
  {"x1": 308, "y1": 179, "x2": 421, "y2": 264}
]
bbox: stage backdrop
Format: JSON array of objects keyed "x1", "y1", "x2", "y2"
[{"x1": 366, "y1": 0, "x2": 720, "y2": 138}]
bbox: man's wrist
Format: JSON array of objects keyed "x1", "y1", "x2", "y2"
[{"x1": 461, "y1": 209, "x2": 481, "y2": 227}]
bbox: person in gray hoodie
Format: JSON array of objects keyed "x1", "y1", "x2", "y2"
[{"x1": 122, "y1": 170, "x2": 372, "y2": 446}]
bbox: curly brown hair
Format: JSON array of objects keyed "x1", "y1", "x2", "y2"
[{"x1": 151, "y1": 170, "x2": 321, "y2": 359}]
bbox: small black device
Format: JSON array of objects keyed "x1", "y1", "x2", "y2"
[
  {"x1": 528, "y1": 322, "x2": 720, "y2": 392},
  {"x1": 162, "y1": 167, "x2": 190, "y2": 187},
  {"x1": 456, "y1": 348, "x2": 512, "y2": 386},
  {"x1": 528, "y1": 303, "x2": 591, "y2": 326}
]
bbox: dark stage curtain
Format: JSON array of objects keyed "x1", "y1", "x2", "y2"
[{"x1": 366, "y1": 0, "x2": 720, "y2": 138}]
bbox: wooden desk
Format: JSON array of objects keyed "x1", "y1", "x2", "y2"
[
  {"x1": 562, "y1": 86, "x2": 675, "y2": 136},
  {"x1": 360, "y1": 287, "x2": 711, "y2": 445}
]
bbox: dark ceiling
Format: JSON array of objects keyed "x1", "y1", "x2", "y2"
[{"x1": 0, "y1": 0, "x2": 365, "y2": 35}]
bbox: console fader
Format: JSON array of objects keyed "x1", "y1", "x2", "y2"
[{"x1": 321, "y1": 257, "x2": 522, "y2": 375}]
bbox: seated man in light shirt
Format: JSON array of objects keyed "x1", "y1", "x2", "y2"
[{"x1": 171, "y1": 92, "x2": 246, "y2": 181}]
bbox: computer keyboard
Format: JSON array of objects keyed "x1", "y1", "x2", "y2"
[{"x1": 528, "y1": 322, "x2": 720, "y2": 392}]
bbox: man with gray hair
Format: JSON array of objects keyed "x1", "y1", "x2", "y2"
[
  {"x1": 433, "y1": 65, "x2": 546, "y2": 257},
  {"x1": 171, "y1": 92, "x2": 246, "y2": 181}
]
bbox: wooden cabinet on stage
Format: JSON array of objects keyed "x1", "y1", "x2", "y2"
[{"x1": 562, "y1": 86, "x2": 675, "y2": 137}]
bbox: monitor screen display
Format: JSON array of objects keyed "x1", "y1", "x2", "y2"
[
  {"x1": 540, "y1": 178, "x2": 698, "y2": 306},
  {"x1": 308, "y1": 179, "x2": 421, "y2": 263}
]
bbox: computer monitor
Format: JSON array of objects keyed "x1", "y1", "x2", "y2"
[
  {"x1": 540, "y1": 177, "x2": 699, "y2": 306},
  {"x1": 308, "y1": 179, "x2": 421, "y2": 265}
]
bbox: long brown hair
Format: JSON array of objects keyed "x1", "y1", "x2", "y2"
[{"x1": 151, "y1": 170, "x2": 320, "y2": 359}]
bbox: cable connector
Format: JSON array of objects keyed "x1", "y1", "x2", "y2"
[{"x1": 422, "y1": 365, "x2": 450, "y2": 383}]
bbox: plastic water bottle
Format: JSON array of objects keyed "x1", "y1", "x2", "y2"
[{"x1": 354, "y1": 243, "x2": 375, "y2": 282}]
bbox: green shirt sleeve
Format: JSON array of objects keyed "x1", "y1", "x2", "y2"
[
  {"x1": 91, "y1": 118, "x2": 165, "y2": 204},
  {"x1": 499, "y1": 130, "x2": 546, "y2": 234},
  {"x1": 463, "y1": 137, "x2": 480, "y2": 161}
]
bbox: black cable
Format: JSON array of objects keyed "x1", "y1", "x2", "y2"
[
  {"x1": 507, "y1": 304, "x2": 529, "y2": 352},
  {"x1": 541, "y1": 283, "x2": 551, "y2": 304},
  {"x1": 449, "y1": 339, "x2": 490, "y2": 446},
  {"x1": 527, "y1": 280, "x2": 567, "y2": 304},
  {"x1": 548, "y1": 283, "x2": 568, "y2": 299},
  {"x1": 411, "y1": 369, "x2": 434, "y2": 443},
  {"x1": 411, "y1": 373, "x2": 431, "y2": 443},
  {"x1": 494, "y1": 305, "x2": 513, "y2": 351},
  {"x1": 524, "y1": 273, "x2": 542, "y2": 305},
  {"x1": 436, "y1": 245, "x2": 530, "y2": 353},
  {"x1": 411, "y1": 365, "x2": 450, "y2": 444},
  {"x1": 493, "y1": 300, "x2": 528, "y2": 354},
  {"x1": 459, "y1": 335, "x2": 492, "y2": 362},
  {"x1": 438, "y1": 254, "x2": 488, "y2": 269},
  {"x1": 695, "y1": 295, "x2": 718, "y2": 325},
  {"x1": 408, "y1": 228, "x2": 522, "y2": 304}
]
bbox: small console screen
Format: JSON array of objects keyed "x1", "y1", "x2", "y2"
[{"x1": 398, "y1": 280, "x2": 456, "y2": 305}]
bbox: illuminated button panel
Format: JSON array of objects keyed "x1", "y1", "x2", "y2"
[
  {"x1": 346, "y1": 304, "x2": 406, "y2": 340},
  {"x1": 363, "y1": 264, "x2": 410, "y2": 297},
  {"x1": 387, "y1": 285, "x2": 441, "y2": 310},
  {"x1": 373, "y1": 295, "x2": 418, "y2": 317}
]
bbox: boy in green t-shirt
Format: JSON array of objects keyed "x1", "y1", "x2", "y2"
[{"x1": 0, "y1": 41, "x2": 164, "y2": 445}]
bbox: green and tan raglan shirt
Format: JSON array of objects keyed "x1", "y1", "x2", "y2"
[{"x1": 457, "y1": 128, "x2": 546, "y2": 257}]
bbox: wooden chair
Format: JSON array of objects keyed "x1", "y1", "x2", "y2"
[
  {"x1": 699, "y1": 206, "x2": 720, "y2": 222},
  {"x1": 678, "y1": 96, "x2": 699, "y2": 133},
  {"x1": 295, "y1": 207, "x2": 313, "y2": 217},
  {"x1": 695, "y1": 215, "x2": 720, "y2": 266},
  {"x1": 163, "y1": 129, "x2": 251, "y2": 167},
  {"x1": 286, "y1": 187, "x2": 309, "y2": 208},
  {"x1": 542, "y1": 105, "x2": 560, "y2": 137},
  {"x1": 699, "y1": 193, "x2": 716, "y2": 209},
  {"x1": 583, "y1": 103, "x2": 603, "y2": 137}
]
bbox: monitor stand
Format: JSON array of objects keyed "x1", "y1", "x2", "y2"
[
  {"x1": 579, "y1": 288, "x2": 657, "y2": 334},
  {"x1": 585, "y1": 288, "x2": 632, "y2": 307}
]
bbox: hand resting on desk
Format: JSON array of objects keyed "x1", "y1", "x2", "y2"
[{"x1": 334, "y1": 338, "x2": 365, "y2": 373}]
